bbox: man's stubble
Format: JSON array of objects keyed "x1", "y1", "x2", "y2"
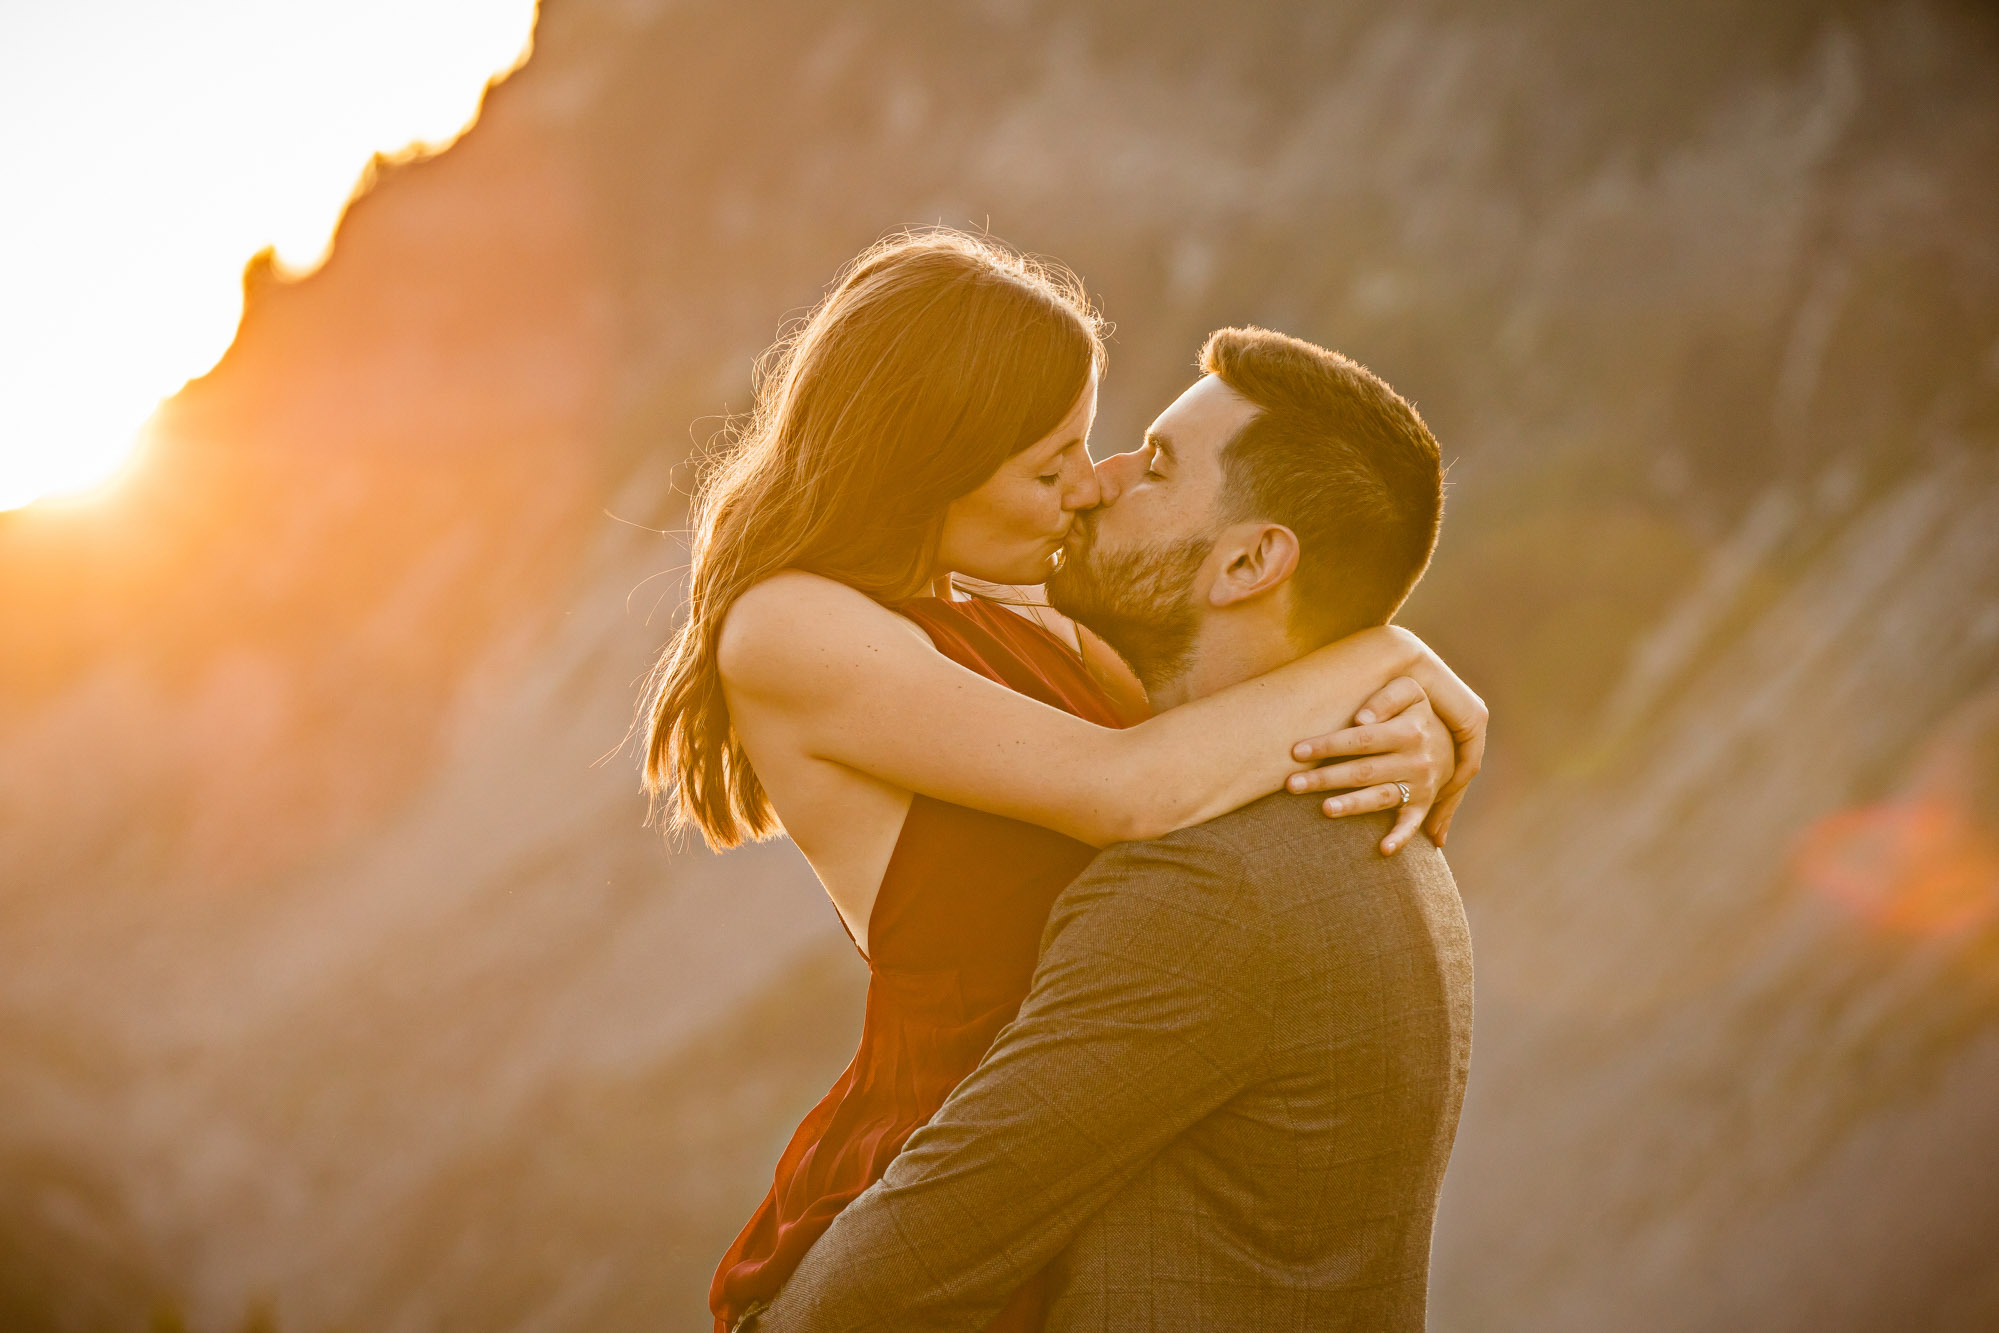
[{"x1": 1048, "y1": 515, "x2": 1211, "y2": 692}]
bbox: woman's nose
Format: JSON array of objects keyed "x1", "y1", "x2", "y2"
[{"x1": 1062, "y1": 450, "x2": 1104, "y2": 511}]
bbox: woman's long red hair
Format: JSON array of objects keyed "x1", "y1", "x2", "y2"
[{"x1": 641, "y1": 229, "x2": 1105, "y2": 848}]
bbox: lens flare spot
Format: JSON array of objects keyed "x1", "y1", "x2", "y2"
[{"x1": 1793, "y1": 800, "x2": 1999, "y2": 936}]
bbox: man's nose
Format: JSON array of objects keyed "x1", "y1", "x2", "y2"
[{"x1": 1091, "y1": 448, "x2": 1145, "y2": 507}]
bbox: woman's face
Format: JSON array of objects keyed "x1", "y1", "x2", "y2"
[{"x1": 935, "y1": 369, "x2": 1102, "y2": 585}]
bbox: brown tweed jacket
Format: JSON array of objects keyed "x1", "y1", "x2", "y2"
[{"x1": 752, "y1": 793, "x2": 1474, "y2": 1332}]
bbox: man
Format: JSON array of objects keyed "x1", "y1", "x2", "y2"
[{"x1": 753, "y1": 326, "x2": 1474, "y2": 1332}]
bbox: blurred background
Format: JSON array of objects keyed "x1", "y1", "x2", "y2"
[{"x1": 3, "y1": 0, "x2": 1998, "y2": 1329}]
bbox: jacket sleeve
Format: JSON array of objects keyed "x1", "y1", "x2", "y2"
[{"x1": 752, "y1": 828, "x2": 1275, "y2": 1333}]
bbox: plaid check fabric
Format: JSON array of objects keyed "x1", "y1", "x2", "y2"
[{"x1": 755, "y1": 794, "x2": 1474, "y2": 1333}]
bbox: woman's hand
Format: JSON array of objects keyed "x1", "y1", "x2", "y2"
[
  {"x1": 1357, "y1": 641, "x2": 1488, "y2": 848},
  {"x1": 1284, "y1": 678, "x2": 1451, "y2": 854},
  {"x1": 1285, "y1": 651, "x2": 1488, "y2": 854}
]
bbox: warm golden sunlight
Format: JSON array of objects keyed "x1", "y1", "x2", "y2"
[
  {"x1": 5, "y1": 4, "x2": 1998, "y2": 1330},
  {"x1": 0, "y1": 0, "x2": 538, "y2": 512}
]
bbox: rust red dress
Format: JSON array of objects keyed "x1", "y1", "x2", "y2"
[{"x1": 709, "y1": 594, "x2": 1141, "y2": 1333}]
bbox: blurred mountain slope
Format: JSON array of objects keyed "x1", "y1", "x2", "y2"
[
  {"x1": 1, "y1": 0, "x2": 1996, "y2": 1329},
  {"x1": 1440, "y1": 457, "x2": 1999, "y2": 1330}
]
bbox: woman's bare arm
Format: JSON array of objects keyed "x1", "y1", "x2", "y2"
[{"x1": 718, "y1": 571, "x2": 1444, "y2": 848}]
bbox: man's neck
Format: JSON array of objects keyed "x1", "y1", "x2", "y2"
[{"x1": 1145, "y1": 615, "x2": 1300, "y2": 711}]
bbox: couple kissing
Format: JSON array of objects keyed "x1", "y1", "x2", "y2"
[{"x1": 641, "y1": 228, "x2": 1485, "y2": 1332}]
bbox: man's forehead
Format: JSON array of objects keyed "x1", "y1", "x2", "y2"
[{"x1": 1149, "y1": 374, "x2": 1258, "y2": 461}]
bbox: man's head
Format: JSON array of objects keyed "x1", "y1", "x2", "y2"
[{"x1": 1048, "y1": 326, "x2": 1443, "y2": 697}]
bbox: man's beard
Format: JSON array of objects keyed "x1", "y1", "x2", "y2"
[{"x1": 1048, "y1": 517, "x2": 1211, "y2": 691}]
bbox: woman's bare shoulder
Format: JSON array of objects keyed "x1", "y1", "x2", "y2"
[{"x1": 717, "y1": 571, "x2": 931, "y2": 696}]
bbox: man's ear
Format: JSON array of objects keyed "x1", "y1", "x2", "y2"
[{"x1": 1208, "y1": 522, "x2": 1300, "y2": 608}]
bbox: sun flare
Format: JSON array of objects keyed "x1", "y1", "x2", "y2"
[{"x1": 0, "y1": 0, "x2": 539, "y2": 513}]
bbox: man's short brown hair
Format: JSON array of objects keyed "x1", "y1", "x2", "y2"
[{"x1": 1201, "y1": 326, "x2": 1443, "y2": 646}]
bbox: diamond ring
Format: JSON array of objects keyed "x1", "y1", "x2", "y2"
[{"x1": 1395, "y1": 782, "x2": 1412, "y2": 807}]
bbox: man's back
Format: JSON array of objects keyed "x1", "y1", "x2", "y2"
[
  {"x1": 756, "y1": 793, "x2": 1473, "y2": 1333},
  {"x1": 1044, "y1": 793, "x2": 1473, "y2": 1330}
]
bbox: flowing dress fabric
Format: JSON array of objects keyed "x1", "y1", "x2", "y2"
[{"x1": 710, "y1": 595, "x2": 1140, "y2": 1333}]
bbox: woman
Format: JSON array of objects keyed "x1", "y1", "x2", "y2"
[{"x1": 641, "y1": 230, "x2": 1486, "y2": 1332}]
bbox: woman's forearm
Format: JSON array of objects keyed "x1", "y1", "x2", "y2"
[
  {"x1": 721, "y1": 574, "x2": 1451, "y2": 850},
  {"x1": 1100, "y1": 626, "x2": 1424, "y2": 841}
]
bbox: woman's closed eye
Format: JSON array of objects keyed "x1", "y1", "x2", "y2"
[{"x1": 1038, "y1": 442, "x2": 1083, "y2": 486}]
